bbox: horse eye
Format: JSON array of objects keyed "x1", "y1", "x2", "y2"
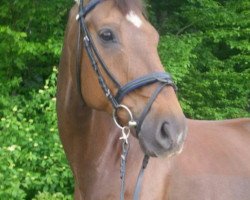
[{"x1": 99, "y1": 29, "x2": 116, "y2": 43}]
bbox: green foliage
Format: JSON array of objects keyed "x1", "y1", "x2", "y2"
[
  {"x1": 0, "y1": 69, "x2": 73, "y2": 199},
  {"x1": 150, "y1": 0, "x2": 250, "y2": 119},
  {"x1": 158, "y1": 34, "x2": 201, "y2": 82},
  {"x1": 0, "y1": 1, "x2": 74, "y2": 199},
  {"x1": 0, "y1": 0, "x2": 72, "y2": 107},
  {"x1": 33, "y1": 192, "x2": 71, "y2": 200}
]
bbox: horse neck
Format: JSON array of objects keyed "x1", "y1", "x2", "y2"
[
  {"x1": 57, "y1": 5, "x2": 149, "y2": 196},
  {"x1": 57, "y1": 3, "x2": 123, "y2": 161}
]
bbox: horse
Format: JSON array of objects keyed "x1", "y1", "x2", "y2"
[{"x1": 56, "y1": 0, "x2": 250, "y2": 199}]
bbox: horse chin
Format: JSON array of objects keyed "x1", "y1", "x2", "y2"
[
  {"x1": 138, "y1": 136, "x2": 185, "y2": 158},
  {"x1": 137, "y1": 126, "x2": 187, "y2": 158}
]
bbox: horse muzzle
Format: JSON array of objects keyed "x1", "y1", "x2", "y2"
[{"x1": 137, "y1": 115, "x2": 187, "y2": 157}]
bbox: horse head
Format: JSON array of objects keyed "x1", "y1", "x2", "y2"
[{"x1": 76, "y1": 0, "x2": 187, "y2": 157}]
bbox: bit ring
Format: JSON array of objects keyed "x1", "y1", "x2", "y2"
[{"x1": 113, "y1": 104, "x2": 137, "y2": 129}]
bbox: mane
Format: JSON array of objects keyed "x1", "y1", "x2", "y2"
[{"x1": 74, "y1": 0, "x2": 144, "y2": 14}]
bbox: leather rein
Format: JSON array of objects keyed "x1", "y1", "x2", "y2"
[{"x1": 75, "y1": 0, "x2": 177, "y2": 199}]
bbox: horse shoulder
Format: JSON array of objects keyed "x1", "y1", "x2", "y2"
[
  {"x1": 166, "y1": 118, "x2": 250, "y2": 200},
  {"x1": 184, "y1": 118, "x2": 250, "y2": 163},
  {"x1": 187, "y1": 118, "x2": 250, "y2": 136}
]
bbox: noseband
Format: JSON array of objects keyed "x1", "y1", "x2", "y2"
[{"x1": 76, "y1": 0, "x2": 176, "y2": 199}]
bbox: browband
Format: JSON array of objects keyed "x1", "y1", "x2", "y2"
[{"x1": 77, "y1": 0, "x2": 101, "y2": 19}]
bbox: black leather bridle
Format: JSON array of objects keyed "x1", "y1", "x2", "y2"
[{"x1": 75, "y1": 0, "x2": 177, "y2": 199}]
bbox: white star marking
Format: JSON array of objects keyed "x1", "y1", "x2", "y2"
[{"x1": 126, "y1": 11, "x2": 142, "y2": 28}]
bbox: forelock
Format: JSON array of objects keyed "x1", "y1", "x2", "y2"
[
  {"x1": 75, "y1": 0, "x2": 145, "y2": 15},
  {"x1": 115, "y1": 0, "x2": 144, "y2": 14}
]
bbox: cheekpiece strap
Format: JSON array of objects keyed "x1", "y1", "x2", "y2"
[{"x1": 78, "y1": 0, "x2": 101, "y2": 19}]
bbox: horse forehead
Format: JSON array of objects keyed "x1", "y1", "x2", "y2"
[
  {"x1": 89, "y1": 1, "x2": 122, "y2": 24},
  {"x1": 90, "y1": 1, "x2": 158, "y2": 44},
  {"x1": 91, "y1": 1, "x2": 144, "y2": 26}
]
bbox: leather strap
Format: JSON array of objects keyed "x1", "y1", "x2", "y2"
[
  {"x1": 115, "y1": 72, "x2": 176, "y2": 103},
  {"x1": 133, "y1": 155, "x2": 150, "y2": 200},
  {"x1": 78, "y1": 0, "x2": 101, "y2": 18},
  {"x1": 136, "y1": 83, "x2": 169, "y2": 136}
]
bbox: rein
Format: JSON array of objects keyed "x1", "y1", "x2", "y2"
[{"x1": 76, "y1": 0, "x2": 176, "y2": 199}]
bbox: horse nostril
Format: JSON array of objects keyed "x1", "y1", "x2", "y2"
[{"x1": 161, "y1": 122, "x2": 170, "y2": 139}]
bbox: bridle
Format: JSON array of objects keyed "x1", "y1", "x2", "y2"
[
  {"x1": 76, "y1": 0, "x2": 177, "y2": 199},
  {"x1": 75, "y1": 0, "x2": 177, "y2": 199}
]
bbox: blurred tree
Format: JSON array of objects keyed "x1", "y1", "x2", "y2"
[
  {"x1": 0, "y1": 0, "x2": 72, "y2": 112},
  {"x1": 148, "y1": 0, "x2": 250, "y2": 119},
  {"x1": 0, "y1": 1, "x2": 74, "y2": 199}
]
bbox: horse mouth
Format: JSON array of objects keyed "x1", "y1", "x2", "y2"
[
  {"x1": 137, "y1": 128, "x2": 187, "y2": 158},
  {"x1": 139, "y1": 138, "x2": 169, "y2": 157}
]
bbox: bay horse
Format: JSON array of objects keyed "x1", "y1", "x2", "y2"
[{"x1": 57, "y1": 0, "x2": 250, "y2": 199}]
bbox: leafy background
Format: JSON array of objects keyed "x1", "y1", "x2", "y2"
[{"x1": 0, "y1": 0, "x2": 249, "y2": 199}]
